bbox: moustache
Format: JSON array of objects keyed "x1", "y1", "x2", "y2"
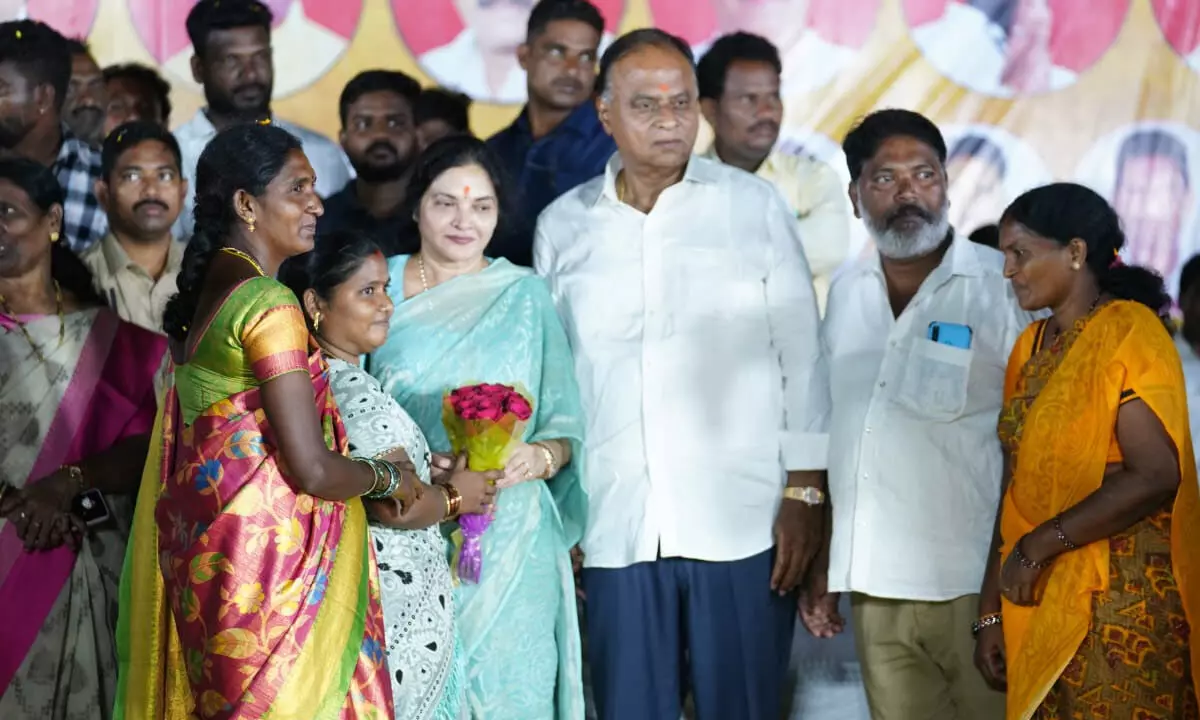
[
  {"x1": 133, "y1": 199, "x2": 169, "y2": 213},
  {"x1": 233, "y1": 83, "x2": 269, "y2": 97},
  {"x1": 749, "y1": 120, "x2": 779, "y2": 135},
  {"x1": 552, "y1": 79, "x2": 584, "y2": 93},
  {"x1": 887, "y1": 204, "x2": 934, "y2": 226},
  {"x1": 366, "y1": 141, "x2": 397, "y2": 155},
  {"x1": 72, "y1": 105, "x2": 102, "y2": 117}
]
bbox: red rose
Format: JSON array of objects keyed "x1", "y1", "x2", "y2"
[
  {"x1": 477, "y1": 405, "x2": 503, "y2": 422},
  {"x1": 505, "y1": 395, "x2": 532, "y2": 420}
]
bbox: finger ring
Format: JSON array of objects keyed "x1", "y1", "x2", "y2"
[{"x1": 18, "y1": 511, "x2": 27, "y2": 521}]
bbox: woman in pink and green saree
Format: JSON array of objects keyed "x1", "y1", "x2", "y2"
[
  {"x1": 114, "y1": 124, "x2": 419, "y2": 720},
  {"x1": 0, "y1": 159, "x2": 166, "y2": 720}
]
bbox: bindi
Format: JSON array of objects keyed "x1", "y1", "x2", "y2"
[
  {"x1": 463, "y1": 186, "x2": 471, "y2": 197},
  {"x1": 658, "y1": 83, "x2": 669, "y2": 93}
]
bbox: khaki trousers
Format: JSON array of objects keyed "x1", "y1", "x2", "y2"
[{"x1": 851, "y1": 593, "x2": 1005, "y2": 720}]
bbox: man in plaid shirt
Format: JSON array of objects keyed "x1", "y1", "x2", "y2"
[{"x1": 0, "y1": 20, "x2": 107, "y2": 252}]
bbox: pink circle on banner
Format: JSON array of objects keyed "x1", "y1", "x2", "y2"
[
  {"x1": 1151, "y1": 0, "x2": 1200, "y2": 70},
  {"x1": 5, "y1": 0, "x2": 101, "y2": 38},
  {"x1": 394, "y1": 0, "x2": 627, "y2": 56},
  {"x1": 648, "y1": 0, "x2": 881, "y2": 93},
  {"x1": 647, "y1": 0, "x2": 881, "y2": 50},
  {"x1": 395, "y1": 0, "x2": 627, "y2": 105},
  {"x1": 901, "y1": 0, "x2": 1129, "y2": 97},
  {"x1": 126, "y1": 0, "x2": 362, "y2": 97}
]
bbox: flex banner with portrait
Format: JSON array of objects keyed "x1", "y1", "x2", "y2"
[{"x1": 26, "y1": 0, "x2": 1200, "y2": 289}]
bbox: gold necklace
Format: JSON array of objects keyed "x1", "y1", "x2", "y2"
[
  {"x1": 0, "y1": 281, "x2": 64, "y2": 363},
  {"x1": 220, "y1": 246, "x2": 266, "y2": 277}
]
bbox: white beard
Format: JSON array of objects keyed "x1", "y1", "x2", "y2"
[{"x1": 859, "y1": 196, "x2": 952, "y2": 260}]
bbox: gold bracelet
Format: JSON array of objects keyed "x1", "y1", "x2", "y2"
[
  {"x1": 443, "y1": 483, "x2": 463, "y2": 520},
  {"x1": 534, "y1": 442, "x2": 558, "y2": 478},
  {"x1": 437, "y1": 485, "x2": 453, "y2": 521}
]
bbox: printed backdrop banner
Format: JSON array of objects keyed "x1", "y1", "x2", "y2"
[{"x1": 19, "y1": 0, "x2": 1200, "y2": 288}]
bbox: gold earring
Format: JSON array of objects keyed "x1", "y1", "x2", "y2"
[
  {"x1": 49, "y1": 231, "x2": 59, "y2": 243},
  {"x1": 247, "y1": 220, "x2": 256, "y2": 233},
  {"x1": 313, "y1": 311, "x2": 322, "y2": 334},
  {"x1": 1071, "y1": 263, "x2": 1081, "y2": 270}
]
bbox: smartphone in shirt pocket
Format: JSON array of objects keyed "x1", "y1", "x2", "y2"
[
  {"x1": 927, "y1": 321, "x2": 973, "y2": 349},
  {"x1": 893, "y1": 322, "x2": 975, "y2": 420}
]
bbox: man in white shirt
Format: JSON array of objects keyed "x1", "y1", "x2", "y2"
[
  {"x1": 419, "y1": 0, "x2": 534, "y2": 105},
  {"x1": 697, "y1": 31, "x2": 850, "y2": 313},
  {"x1": 910, "y1": 0, "x2": 1076, "y2": 98},
  {"x1": 801, "y1": 109, "x2": 1032, "y2": 720},
  {"x1": 696, "y1": 0, "x2": 857, "y2": 94},
  {"x1": 535, "y1": 28, "x2": 830, "y2": 720},
  {"x1": 172, "y1": 0, "x2": 351, "y2": 238}
]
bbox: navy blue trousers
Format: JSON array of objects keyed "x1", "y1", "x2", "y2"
[{"x1": 582, "y1": 548, "x2": 796, "y2": 720}]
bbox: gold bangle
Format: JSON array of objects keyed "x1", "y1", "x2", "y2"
[
  {"x1": 443, "y1": 483, "x2": 462, "y2": 520},
  {"x1": 438, "y1": 485, "x2": 453, "y2": 521},
  {"x1": 534, "y1": 442, "x2": 558, "y2": 478}
]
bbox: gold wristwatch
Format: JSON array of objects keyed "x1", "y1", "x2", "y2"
[{"x1": 782, "y1": 486, "x2": 826, "y2": 505}]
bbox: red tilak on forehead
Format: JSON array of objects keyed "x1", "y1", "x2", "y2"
[
  {"x1": 658, "y1": 83, "x2": 669, "y2": 93},
  {"x1": 463, "y1": 186, "x2": 471, "y2": 196}
]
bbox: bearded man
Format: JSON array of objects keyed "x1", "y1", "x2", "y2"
[
  {"x1": 800, "y1": 109, "x2": 1036, "y2": 720},
  {"x1": 317, "y1": 70, "x2": 422, "y2": 252}
]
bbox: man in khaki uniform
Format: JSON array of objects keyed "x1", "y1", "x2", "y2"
[
  {"x1": 82, "y1": 121, "x2": 187, "y2": 334},
  {"x1": 698, "y1": 31, "x2": 849, "y2": 313}
]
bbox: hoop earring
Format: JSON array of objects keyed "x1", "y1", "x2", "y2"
[{"x1": 313, "y1": 311, "x2": 322, "y2": 334}]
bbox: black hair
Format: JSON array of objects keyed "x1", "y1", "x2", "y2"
[
  {"x1": 947, "y1": 133, "x2": 1007, "y2": 180},
  {"x1": 338, "y1": 70, "x2": 422, "y2": 127},
  {"x1": 186, "y1": 0, "x2": 273, "y2": 60},
  {"x1": 1001, "y1": 183, "x2": 1170, "y2": 316},
  {"x1": 413, "y1": 88, "x2": 472, "y2": 134},
  {"x1": 102, "y1": 63, "x2": 174, "y2": 126},
  {"x1": 0, "y1": 158, "x2": 103, "y2": 306},
  {"x1": 101, "y1": 121, "x2": 183, "y2": 180},
  {"x1": 0, "y1": 20, "x2": 72, "y2": 113},
  {"x1": 597, "y1": 28, "x2": 694, "y2": 99},
  {"x1": 278, "y1": 230, "x2": 383, "y2": 332},
  {"x1": 527, "y1": 0, "x2": 605, "y2": 41},
  {"x1": 64, "y1": 37, "x2": 90, "y2": 57},
  {"x1": 843, "y1": 109, "x2": 947, "y2": 182},
  {"x1": 162, "y1": 123, "x2": 303, "y2": 342},
  {"x1": 968, "y1": 223, "x2": 1000, "y2": 249},
  {"x1": 1115, "y1": 128, "x2": 1190, "y2": 191},
  {"x1": 696, "y1": 32, "x2": 781, "y2": 100},
  {"x1": 394, "y1": 134, "x2": 515, "y2": 256},
  {"x1": 1179, "y1": 253, "x2": 1200, "y2": 301}
]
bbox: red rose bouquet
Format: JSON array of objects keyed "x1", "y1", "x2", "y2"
[{"x1": 442, "y1": 383, "x2": 534, "y2": 583}]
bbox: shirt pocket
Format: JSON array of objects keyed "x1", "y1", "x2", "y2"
[{"x1": 893, "y1": 338, "x2": 974, "y2": 421}]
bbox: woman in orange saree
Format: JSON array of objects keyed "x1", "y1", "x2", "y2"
[
  {"x1": 115, "y1": 124, "x2": 419, "y2": 719},
  {"x1": 976, "y1": 183, "x2": 1200, "y2": 719}
]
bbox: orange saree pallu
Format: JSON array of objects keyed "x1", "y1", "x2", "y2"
[
  {"x1": 115, "y1": 351, "x2": 394, "y2": 720},
  {"x1": 998, "y1": 301, "x2": 1200, "y2": 720}
]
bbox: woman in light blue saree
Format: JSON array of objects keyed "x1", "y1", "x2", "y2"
[{"x1": 370, "y1": 135, "x2": 586, "y2": 720}]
